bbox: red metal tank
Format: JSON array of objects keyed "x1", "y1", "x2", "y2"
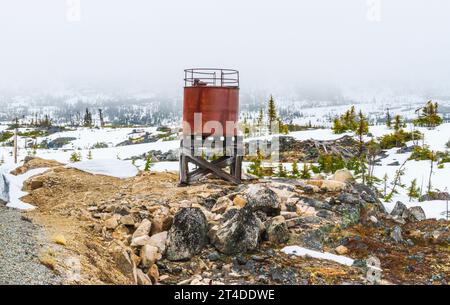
[{"x1": 183, "y1": 69, "x2": 239, "y2": 137}]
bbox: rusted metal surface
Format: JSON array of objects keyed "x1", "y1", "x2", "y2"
[
  {"x1": 183, "y1": 68, "x2": 240, "y2": 137},
  {"x1": 183, "y1": 86, "x2": 239, "y2": 136}
]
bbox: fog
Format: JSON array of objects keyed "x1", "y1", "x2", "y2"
[{"x1": 1, "y1": 0, "x2": 450, "y2": 96}]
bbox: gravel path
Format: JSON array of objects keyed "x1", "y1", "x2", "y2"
[{"x1": 0, "y1": 204, "x2": 61, "y2": 285}]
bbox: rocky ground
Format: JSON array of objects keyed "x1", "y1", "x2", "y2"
[
  {"x1": 8, "y1": 157, "x2": 450, "y2": 285},
  {"x1": 0, "y1": 204, "x2": 61, "y2": 285}
]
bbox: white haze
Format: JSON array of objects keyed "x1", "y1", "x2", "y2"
[{"x1": 0, "y1": 0, "x2": 450, "y2": 97}]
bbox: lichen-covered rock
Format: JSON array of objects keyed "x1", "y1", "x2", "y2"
[
  {"x1": 211, "y1": 207, "x2": 261, "y2": 254},
  {"x1": 390, "y1": 226, "x2": 403, "y2": 243},
  {"x1": 419, "y1": 192, "x2": 450, "y2": 202},
  {"x1": 165, "y1": 208, "x2": 208, "y2": 261},
  {"x1": 243, "y1": 184, "x2": 280, "y2": 216},
  {"x1": 391, "y1": 201, "x2": 407, "y2": 217},
  {"x1": 403, "y1": 206, "x2": 426, "y2": 222},
  {"x1": 337, "y1": 193, "x2": 362, "y2": 205},
  {"x1": 266, "y1": 216, "x2": 289, "y2": 244}
]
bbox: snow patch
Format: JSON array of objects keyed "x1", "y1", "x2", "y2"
[
  {"x1": 2, "y1": 167, "x2": 50, "y2": 210},
  {"x1": 67, "y1": 159, "x2": 138, "y2": 178},
  {"x1": 281, "y1": 246, "x2": 355, "y2": 266}
]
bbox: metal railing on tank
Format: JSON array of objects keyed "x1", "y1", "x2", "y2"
[{"x1": 184, "y1": 68, "x2": 239, "y2": 88}]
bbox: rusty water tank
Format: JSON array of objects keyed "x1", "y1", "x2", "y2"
[{"x1": 183, "y1": 68, "x2": 239, "y2": 137}]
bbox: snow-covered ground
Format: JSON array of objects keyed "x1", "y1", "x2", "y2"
[{"x1": 1, "y1": 120, "x2": 449, "y2": 217}]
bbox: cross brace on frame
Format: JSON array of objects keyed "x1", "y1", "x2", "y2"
[{"x1": 179, "y1": 136, "x2": 243, "y2": 186}]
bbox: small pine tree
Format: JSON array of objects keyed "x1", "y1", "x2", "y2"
[
  {"x1": 291, "y1": 160, "x2": 300, "y2": 178},
  {"x1": 277, "y1": 162, "x2": 287, "y2": 178},
  {"x1": 87, "y1": 150, "x2": 93, "y2": 160},
  {"x1": 267, "y1": 95, "x2": 277, "y2": 133},
  {"x1": 356, "y1": 111, "x2": 369, "y2": 184},
  {"x1": 300, "y1": 163, "x2": 311, "y2": 179},
  {"x1": 248, "y1": 158, "x2": 262, "y2": 177},
  {"x1": 257, "y1": 108, "x2": 264, "y2": 128},
  {"x1": 332, "y1": 117, "x2": 346, "y2": 134},
  {"x1": 144, "y1": 154, "x2": 152, "y2": 171},
  {"x1": 407, "y1": 179, "x2": 420, "y2": 201},
  {"x1": 70, "y1": 152, "x2": 81, "y2": 163},
  {"x1": 386, "y1": 108, "x2": 391, "y2": 128}
]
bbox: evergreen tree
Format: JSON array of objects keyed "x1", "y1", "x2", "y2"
[
  {"x1": 356, "y1": 111, "x2": 369, "y2": 184},
  {"x1": 257, "y1": 108, "x2": 264, "y2": 128},
  {"x1": 407, "y1": 179, "x2": 420, "y2": 200},
  {"x1": 144, "y1": 154, "x2": 152, "y2": 171},
  {"x1": 83, "y1": 108, "x2": 93, "y2": 127},
  {"x1": 393, "y1": 115, "x2": 404, "y2": 133},
  {"x1": 248, "y1": 154, "x2": 263, "y2": 177},
  {"x1": 300, "y1": 163, "x2": 311, "y2": 179},
  {"x1": 414, "y1": 100, "x2": 443, "y2": 127},
  {"x1": 87, "y1": 150, "x2": 93, "y2": 160},
  {"x1": 70, "y1": 152, "x2": 81, "y2": 163},
  {"x1": 332, "y1": 117, "x2": 346, "y2": 134},
  {"x1": 386, "y1": 108, "x2": 391, "y2": 128},
  {"x1": 267, "y1": 95, "x2": 277, "y2": 133},
  {"x1": 291, "y1": 160, "x2": 300, "y2": 178},
  {"x1": 277, "y1": 162, "x2": 287, "y2": 178}
]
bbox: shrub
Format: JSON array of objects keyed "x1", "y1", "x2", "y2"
[
  {"x1": 69, "y1": 152, "x2": 81, "y2": 163},
  {"x1": 318, "y1": 153, "x2": 345, "y2": 174}
]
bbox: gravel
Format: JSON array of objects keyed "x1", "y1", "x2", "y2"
[{"x1": 0, "y1": 204, "x2": 61, "y2": 285}]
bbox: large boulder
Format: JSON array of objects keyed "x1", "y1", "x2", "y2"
[
  {"x1": 211, "y1": 207, "x2": 262, "y2": 255},
  {"x1": 331, "y1": 169, "x2": 354, "y2": 183},
  {"x1": 165, "y1": 208, "x2": 208, "y2": 261},
  {"x1": 243, "y1": 184, "x2": 280, "y2": 216},
  {"x1": 403, "y1": 206, "x2": 426, "y2": 222}
]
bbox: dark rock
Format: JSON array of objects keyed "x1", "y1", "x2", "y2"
[
  {"x1": 270, "y1": 266, "x2": 297, "y2": 285},
  {"x1": 207, "y1": 252, "x2": 221, "y2": 262},
  {"x1": 243, "y1": 184, "x2": 280, "y2": 216},
  {"x1": 403, "y1": 206, "x2": 426, "y2": 222},
  {"x1": 390, "y1": 225, "x2": 403, "y2": 243},
  {"x1": 388, "y1": 161, "x2": 400, "y2": 166},
  {"x1": 396, "y1": 146, "x2": 416, "y2": 154},
  {"x1": 300, "y1": 229, "x2": 325, "y2": 250},
  {"x1": 391, "y1": 201, "x2": 407, "y2": 217},
  {"x1": 298, "y1": 196, "x2": 331, "y2": 210},
  {"x1": 316, "y1": 209, "x2": 333, "y2": 219},
  {"x1": 337, "y1": 193, "x2": 362, "y2": 205},
  {"x1": 165, "y1": 208, "x2": 208, "y2": 261},
  {"x1": 265, "y1": 216, "x2": 289, "y2": 244},
  {"x1": 335, "y1": 205, "x2": 361, "y2": 227},
  {"x1": 419, "y1": 192, "x2": 450, "y2": 202},
  {"x1": 211, "y1": 207, "x2": 261, "y2": 255},
  {"x1": 301, "y1": 216, "x2": 322, "y2": 224},
  {"x1": 47, "y1": 137, "x2": 77, "y2": 149}
]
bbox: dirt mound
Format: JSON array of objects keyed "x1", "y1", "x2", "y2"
[{"x1": 10, "y1": 157, "x2": 63, "y2": 175}]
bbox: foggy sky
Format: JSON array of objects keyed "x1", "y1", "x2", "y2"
[{"x1": 1, "y1": 0, "x2": 450, "y2": 95}]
